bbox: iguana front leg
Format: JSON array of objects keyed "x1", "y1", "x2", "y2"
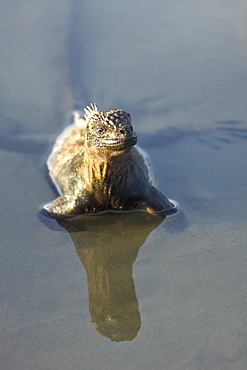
[
  {"x1": 43, "y1": 194, "x2": 82, "y2": 218},
  {"x1": 138, "y1": 185, "x2": 177, "y2": 217},
  {"x1": 43, "y1": 189, "x2": 98, "y2": 218}
]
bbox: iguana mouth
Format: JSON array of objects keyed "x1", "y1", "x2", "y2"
[{"x1": 100, "y1": 136, "x2": 137, "y2": 149}]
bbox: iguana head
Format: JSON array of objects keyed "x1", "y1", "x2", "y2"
[{"x1": 84, "y1": 104, "x2": 137, "y2": 152}]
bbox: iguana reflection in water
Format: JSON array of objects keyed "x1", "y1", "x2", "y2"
[{"x1": 57, "y1": 211, "x2": 163, "y2": 342}]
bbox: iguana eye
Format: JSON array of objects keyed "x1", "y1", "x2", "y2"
[{"x1": 96, "y1": 127, "x2": 105, "y2": 135}]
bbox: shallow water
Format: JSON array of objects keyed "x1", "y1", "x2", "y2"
[{"x1": 1, "y1": 1, "x2": 247, "y2": 369}]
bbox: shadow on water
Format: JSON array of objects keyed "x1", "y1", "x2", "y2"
[{"x1": 43, "y1": 212, "x2": 163, "y2": 342}]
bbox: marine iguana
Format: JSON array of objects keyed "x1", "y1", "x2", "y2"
[{"x1": 43, "y1": 104, "x2": 177, "y2": 218}]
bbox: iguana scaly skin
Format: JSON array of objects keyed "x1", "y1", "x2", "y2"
[{"x1": 43, "y1": 104, "x2": 177, "y2": 218}]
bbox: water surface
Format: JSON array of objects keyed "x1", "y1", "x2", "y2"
[{"x1": 1, "y1": 1, "x2": 247, "y2": 369}]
